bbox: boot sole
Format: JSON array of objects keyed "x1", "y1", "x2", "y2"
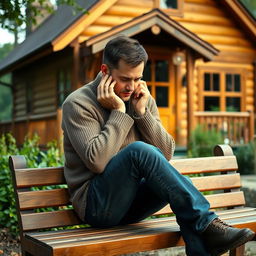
[{"x1": 210, "y1": 230, "x2": 255, "y2": 256}]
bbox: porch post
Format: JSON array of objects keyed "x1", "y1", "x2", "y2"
[
  {"x1": 186, "y1": 49, "x2": 195, "y2": 146},
  {"x1": 71, "y1": 38, "x2": 81, "y2": 90}
]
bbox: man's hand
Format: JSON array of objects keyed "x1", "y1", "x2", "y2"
[
  {"x1": 131, "y1": 80, "x2": 150, "y2": 116},
  {"x1": 97, "y1": 74, "x2": 126, "y2": 113}
]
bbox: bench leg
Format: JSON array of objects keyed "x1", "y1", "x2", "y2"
[{"x1": 229, "y1": 244, "x2": 245, "y2": 256}]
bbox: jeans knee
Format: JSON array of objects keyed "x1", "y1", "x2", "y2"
[
  {"x1": 126, "y1": 141, "x2": 162, "y2": 156},
  {"x1": 127, "y1": 141, "x2": 152, "y2": 152}
]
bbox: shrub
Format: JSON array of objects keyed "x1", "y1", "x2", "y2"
[
  {"x1": 0, "y1": 133, "x2": 64, "y2": 235},
  {"x1": 188, "y1": 125, "x2": 223, "y2": 158},
  {"x1": 235, "y1": 141, "x2": 255, "y2": 175}
]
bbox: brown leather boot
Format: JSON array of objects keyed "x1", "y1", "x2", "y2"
[{"x1": 203, "y1": 218, "x2": 255, "y2": 256}]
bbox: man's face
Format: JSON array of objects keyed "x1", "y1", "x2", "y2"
[{"x1": 103, "y1": 59, "x2": 144, "y2": 102}]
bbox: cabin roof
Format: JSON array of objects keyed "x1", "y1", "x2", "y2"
[
  {"x1": 0, "y1": 0, "x2": 255, "y2": 75},
  {"x1": 0, "y1": 0, "x2": 99, "y2": 75}
]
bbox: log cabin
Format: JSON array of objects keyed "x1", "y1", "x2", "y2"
[{"x1": 0, "y1": 0, "x2": 255, "y2": 149}]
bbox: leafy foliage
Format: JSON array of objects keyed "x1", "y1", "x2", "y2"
[
  {"x1": 188, "y1": 125, "x2": 223, "y2": 158},
  {"x1": 235, "y1": 141, "x2": 256, "y2": 174},
  {"x1": 0, "y1": 133, "x2": 64, "y2": 235},
  {"x1": 0, "y1": 0, "x2": 86, "y2": 32}
]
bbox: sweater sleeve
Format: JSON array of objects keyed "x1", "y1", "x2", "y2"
[
  {"x1": 62, "y1": 100, "x2": 134, "y2": 174},
  {"x1": 133, "y1": 96, "x2": 175, "y2": 160}
]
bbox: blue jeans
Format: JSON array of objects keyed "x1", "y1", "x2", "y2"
[{"x1": 85, "y1": 142, "x2": 217, "y2": 255}]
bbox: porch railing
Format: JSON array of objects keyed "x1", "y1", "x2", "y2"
[{"x1": 194, "y1": 111, "x2": 254, "y2": 145}]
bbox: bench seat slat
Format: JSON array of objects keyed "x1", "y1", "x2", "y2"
[
  {"x1": 27, "y1": 208, "x2": 256, "y2": 242},
  {"x1": 19, "y1": 188, "x2": 70, "y2": 210},
  {"x1": 155, "y1": 191, "x2": 245, "y2": 215},
  {"x1": 35, "y1": 211, "x2": 256, "y2": 245}
]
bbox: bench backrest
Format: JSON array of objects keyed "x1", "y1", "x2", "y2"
[{"x1": 9, "y1": 144, "x2": 244, "y2": 238}]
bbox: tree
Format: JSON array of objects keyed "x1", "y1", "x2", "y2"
[
  {"x1": 0, "y1": 43, "x2": 14, "y2": 121},
  {"x1": 240, "y1": 0, "x2": 256, "y2": 18},
  {"x1": 0, "y1": 0, "x2": 85, "y2": 45}
]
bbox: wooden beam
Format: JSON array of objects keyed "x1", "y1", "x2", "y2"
[
  {"x1": 70, "y1": 39, "x2": 81, "y2": 91},
  {"x1": 222, "y1": 0, "x2": 256, "y2": 41},
  {"x1": 186, "y1": 49, "x2": 195, "y2": 146},
  {"x1": 175, "y1": 63, "x2": 182, "y2": 145},
  {"x1": 52, "y1": 0, "x2": 119, "y2": 51}
]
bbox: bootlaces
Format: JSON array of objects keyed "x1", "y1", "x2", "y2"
[{"x1": 211, "y1": 218, "x2": 232, "y2": 231}]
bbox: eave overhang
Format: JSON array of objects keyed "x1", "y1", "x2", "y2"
[{"x1": 85, "y1": 8, "x2": 219, "y2": 61}]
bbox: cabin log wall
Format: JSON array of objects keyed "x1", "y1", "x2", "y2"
[{"x1": 0, "y1": 49, "x2": 73, "y2": 146}]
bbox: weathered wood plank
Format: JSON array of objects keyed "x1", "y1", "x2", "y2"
[
  {"x1": 170, "y1": 155, "x2": 238, "y2": 174},
  {"x1": 16, "y1": 167, "x2": 65, "y2": 188},
  {"x1": 155, "y1": 191, "x2": 245, "y2": 215},
  {"x1": 21, "y1": 210, "x2": 82, "y2": 231},
  {"x1": 19, "y1": 188, "x2": 70, "y2": 210}
]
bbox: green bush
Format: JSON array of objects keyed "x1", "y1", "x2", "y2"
[
  {"x1": 188, "y1": 125, "x2": 223, "y2": 158},
  {"x1": 0, "y1": 133, "x2": 64, "y2": 235},
  {"x1": 235, "y1": 141, "x2": 255, "y2": 175}
]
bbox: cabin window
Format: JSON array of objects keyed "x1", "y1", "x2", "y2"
[
  {"x1": 144, "y1": 58, "x2": 170, "y2": 108},
  {"x1": 200, "y1": 70, "x2": 243, "y2": 112},
  {"x1": 155, "y1": 0, "x2": 183, "y2": 16},
  {"x1": 57, "y1": 69, "x2": 71, "y2": 107}
]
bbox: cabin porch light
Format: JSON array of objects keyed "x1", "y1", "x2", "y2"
[{"x1": 172, "y1": 51, "x2": 184, "y2": 65}]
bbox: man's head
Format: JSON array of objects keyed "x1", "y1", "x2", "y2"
[
  {"x1": 101, "y1": 36, "x2": 148, "y2": 101},
  {"x1": 102, "y1": 35, "x2": 148, "y2": 70}
]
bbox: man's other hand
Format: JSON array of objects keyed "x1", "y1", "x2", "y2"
[{"x1": 97, "y1": 74, "x2": 126, "y2": 113}]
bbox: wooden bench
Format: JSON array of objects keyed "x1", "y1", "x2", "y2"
[{"x1": 9, "y1": 145, "x2": 256, "y2": 256}]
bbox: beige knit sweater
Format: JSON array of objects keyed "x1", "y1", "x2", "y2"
[{"x1": 62, "y1": 72, "x2": 175, "y2": 220}]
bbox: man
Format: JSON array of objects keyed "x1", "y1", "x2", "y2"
[{"x1": 62, "y1": 36, "x2": 254, "y2": 256}]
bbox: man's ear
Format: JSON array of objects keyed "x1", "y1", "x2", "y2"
[{"x1": 101, "y1": 64, "x2": 108, "y2": 75}]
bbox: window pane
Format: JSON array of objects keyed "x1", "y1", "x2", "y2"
[
  {"x1": 213, "y1": 73, "x2": 219, "y2": 91},
  {"x1": 226, "y1": 97, "x2": 240, "y2": 112},
  {"x1": 156, "y1": 86, "x2": 169, "y2": 107},
  {"x1": 226, "y1": 74, "x2": 233, "y2": 91},
  {"x1": 204, "y1": 97, "x2": 219, "y2": 111},
  {"x1": 160, "y1": 0, "x2": 178, "y2": 9},
  {"x1": 148, "y1": 85, "x2": 152, "y2": 94},
  {"x1": 143, "y1": 60, "x2": 151, "y2": 81},
  {"x1": 234, "y1": 74, "x2": 241, "y2": 92},
  {"x1": 204, "y1": 73, "x2": 210, "y2": 91},
  {"x1": 155, "y1": 60, "x2": 169, "y2": 82}
]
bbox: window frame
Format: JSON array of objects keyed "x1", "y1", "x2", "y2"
[
  {"x1": 198, "y1": 67, "x2": 246, "y2": 112},
  {"x1": 154, "y1": 0, "x2": 184, "y2": 17}
]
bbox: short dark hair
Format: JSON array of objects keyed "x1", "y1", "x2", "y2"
[{"x1": 103, "y1": 35, "x2": 148, "y2": 70}]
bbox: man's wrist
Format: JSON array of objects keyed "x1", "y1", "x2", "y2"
[
  {"x1": 135, "y1": 108, "x2": 146, "y2": 116},
  {"x1": 134, "y1": 108, "x2": 147, "y2": 117}
]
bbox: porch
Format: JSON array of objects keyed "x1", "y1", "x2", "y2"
[{"x1": 193, "y1": 111, "x2": 254, "y2": 146}]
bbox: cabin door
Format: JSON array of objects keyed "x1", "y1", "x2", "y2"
[{"x1": 143, "y1": 52, "x2": 176, "y2": 137}]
